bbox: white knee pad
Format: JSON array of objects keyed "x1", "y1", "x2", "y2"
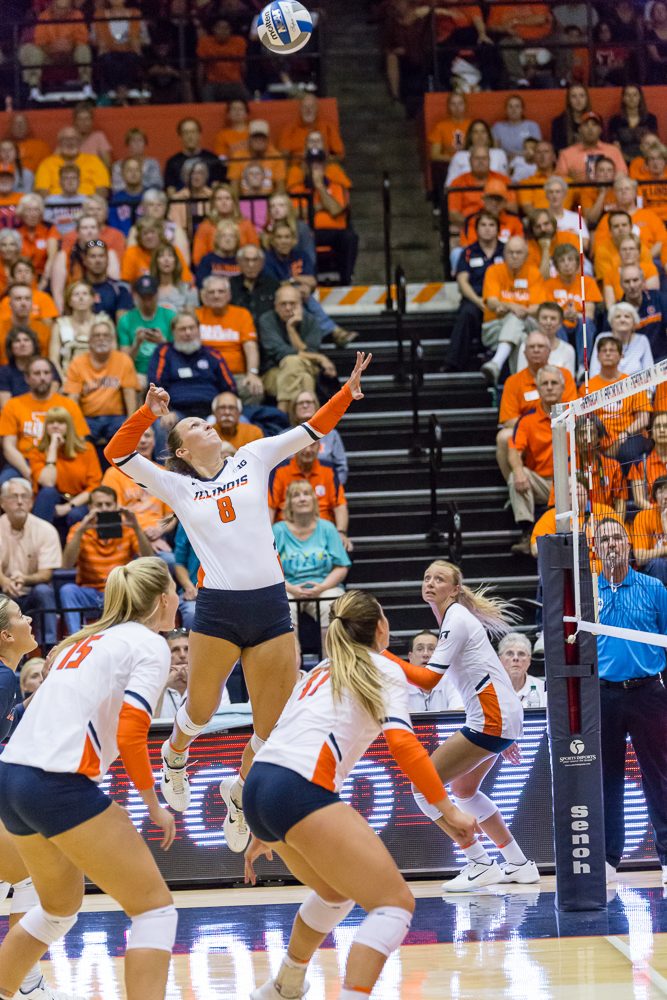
[
  {"x1": 353, "y1": 906, "x2": 412, "y2": 958},
  {"x1": 250, "y1": 732, "x2": 266, "y2": 754},
  {"x1": 10, "y1": 876, "x2": 38, "y2": 914},
  {"x1": 0, "y1": 881, "x2": 10, "y2": 904},
  {"x1": 20, "y1": 905, "x2": 78, "y2": 946},
  {"x1": 298, "y1": 892, "x2": 355, "y2": 934},
  {"x1": 452, "y1": 790, "x2": 498, "y2": 823},
  {"x1": 175, "y1": 704, "x2": 207, "y2": 740},
  {"x1": 411, "y1": 784, "x2": 442, "y2": 822},
  {"x1": 126, "y1": 905, "x2": 178, "y2": 953}
]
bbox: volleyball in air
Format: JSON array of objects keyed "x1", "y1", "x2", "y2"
[{"x1": 257, "y1": 1, "x2": 314, "y2": 54}]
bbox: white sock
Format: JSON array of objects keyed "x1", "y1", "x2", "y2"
[
  {"x1": 490, "y1": 342, "x2": 512, "y2": 370},
  {"x1": 275, "y1": 953, "x2": 309, "y2": 996},
  {"x1": 231, "y1": 776, "x2": 244, "y2": 808},
  {"x1": 340, "y1": 989, "x2": 371, "y2": 999},
  {"x1": 461, "y1": 838, "x2": 492, "y2": 864},
  {"x1": 498, "y1": 837, "x2": 527, "y2": 865},
  {"x1": 20, "y1": 966, "x2": 43, "y2": 992}
]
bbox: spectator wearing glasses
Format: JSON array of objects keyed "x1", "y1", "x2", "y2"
[
  {"x1": 212, "y1": 391, "x2": 263, "y2": 450},
  {"x1": 196, "y1": 274, "x2": 263, "y2": 405},
  {"x1": 81, "y1": 239, "x2": 133, "y2": 322},
  {"x1": 50, "y1": 216, "x2": 121, "y2": 312},
  {"x1": 497, "y1": 633, "x2": 546, "y2": 707},
  {"x1": 229, "y1": 245, "x2": 280, "y2": 327},
  {"x1": 287, "y1": 389, "x2": 348, "y2": 484}
]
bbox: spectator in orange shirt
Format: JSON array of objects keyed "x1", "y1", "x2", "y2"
[
  {"x1": 508, "y1": 365, "x2": 565, "y2": 553},
  {"x1": 60, "y1": 484, "x2": 153, "y2": 632},
  {"x1": 214, "y1": 99, "x2": 250, "y2": 160},
  {"x1": 101, "y1": 423, "x2": 174, "y2": 560},
  {"x1": 0, "y1": 356, "x2": 89, "y2": 484},
  {"x1": 93, "y1": 0, "x2": 145, "y2": 93},
  {"x1": 629, "y1": 132, "x2": 663, "y2": 180},
  {"x1": 195, "y1": 274, "x2": 263, "y2": 404},
  {"x1": 0, "y1": 283, "x2": 57, "y2": 362},
  {"x1": 517, "y1": 140, "x2": 565, "y2": 214},
  {"x1": 637, "y1": 146, "x2": 667, "y2": 223},
  {"x1": 486, "y1": 0, "x2": 553, "y2": 84},
  {"x1": 122, "y1": 218, "x2": 193, "y2": 287},
  {"x1": 287, "y1": 131, "x2": 358, "y2": 285},
  {"x1": 4, "y1": 115, "x2": 50, "y2": 175},
  {"x1": 524, "y1": 208, "x2": 578, "y2": 280},
  {"x1": 555, "y1": 111, "x2": 628, "y2": 182},
  {"x1": 278, "y1": 93, "x2": 345, "y2": 164},
  {"x1": 581, "y1": 156, "x2": 619, "y2": 229},
  {"x1": 530, "y1": 477, "x2": 619, "y2": 558},
  {"x1": 29, "y1": 405, "x2": 102, "y2": 540},
  {"x1": 269, "y1": 440, "x2": 351, "y2": 550},
  {"x1": 0, "y1": 168, "x2": 22, "y2": 228},
  {"x1": 228, "y1": 119, "x2": 286, "y2": 199},
  {"x1": 212, "y1": 391, "x2": 263, "y2": 450},
  {"x1": 18, "y1": 0, "x2": 92, "y2": 98},
  {"x1": 602, "y1": 235, "x2": 660, "y2": 309},
  {"x1": 192, "y1": 183, "x2": 259, "y2": 266},
  {"x1": 628, "y1": 411, "x2": 667, "y2": 510},
  {"x1": 197, "y1": 15, "x2": 249, "y2": 103},
  {"x1": 544, "y1": 175, "x2": 590, "y2": 250},
  {"x1": 15, "y1": 196, "x2": 50, "y2": 281},
  {"x1": 458, "y1": 179, "x2": 523, "y2": 251},
  {"x1": 573, "y1": 414, "x2": 626, "y2": 518},
  {"x1": 593, "y1": 176, "x2": 666, "y2": 259},
  {"x1": 496, "y1": 327, "x2": 577, "y2": 480},
  {"x1": 479, "y1": 236, "x2": 545, "y2": 384},
  {"x1": 595, "y1": 209, "x2": 659, "y2": 278},
  {"x1": 63, "y1": 317, "x2": 139, "y2": 443},
  {"x1": 0, "y1": 231, "x2": 23, "y2": 297},
  {"x1": 448, "y1": 146, "x2": 512, "y2": 227},
  {"x1": 542, "y1": 242, "x2": 602, "y2": 365},
  {"x1": 429, "y1": 92, "x2": 471, "y2": 165},
  {"x1": 631, "y1": 475, "x2": 667, "y2": 583}
]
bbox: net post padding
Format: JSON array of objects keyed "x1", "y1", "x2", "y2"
[{"x1": 538, "y1": 533, "x2": 607, "y2": 911}]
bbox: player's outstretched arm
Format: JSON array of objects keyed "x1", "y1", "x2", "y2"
[
  {"x1": 381, "y1": 649, "x2": 442, "y2": 692},
  {"x1": 248, "y1": 352, "x2": 373, "y2": 470}
]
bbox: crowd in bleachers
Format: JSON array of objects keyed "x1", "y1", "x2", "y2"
[
  {"x1": 0, "y1": 97, "x2": 361, "y2": 693},
  {"x1": 1, "y1": 0, "x2": 321, "y2": 106},
  {"x1": 426, "y1": 82, "x2": 667, "y2": 658}
]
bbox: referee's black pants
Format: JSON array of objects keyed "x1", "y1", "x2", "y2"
[{"x1": 600, "y1": 677, "x2": 667, "y2": 869}]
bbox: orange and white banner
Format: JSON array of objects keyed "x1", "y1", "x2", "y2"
[{"x1": 317, "y1": 282, "x2": 459, "y2": 315}]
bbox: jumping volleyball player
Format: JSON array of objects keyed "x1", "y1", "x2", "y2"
[
  {"x1": 242, "y1": 590, "x2": 478, "y2": 1000},
  {"x1": 0, "y1": 558, "x2": 179, "y2": 1000},
  {"x1": 0, "y1": 599, "x2": 82, "y2": 1000},
  {"x1": 389, "y1": 560, "x2": 539, "y2": 891},
  {"x1": 104, "y1": 353, "x2": 371, "y2": 851}
]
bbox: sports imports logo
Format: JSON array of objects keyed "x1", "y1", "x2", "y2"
[
  {"x1": 560, "y1": 736, "x2": 597, "y2": 767},
  {"x1": 570, "y1": 739, "x2": 585, "y2": 755}
]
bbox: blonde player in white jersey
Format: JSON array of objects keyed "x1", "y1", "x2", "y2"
[
  {"x1": 387, "y1": 560, "x2": 540, "y2": 892},
  {"x1": 242, "y1": 589, "x2": 478, "y2": 1000},
  {"x1": 103, "y1": 352, "x2": 372, "y2": 853},
  {"x1": 0, "y1": 558, "x2": 180, "y2": 1000}
]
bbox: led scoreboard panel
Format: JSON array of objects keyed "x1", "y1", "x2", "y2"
[{"x1": 103, "y1": 711, "x2": 657, "y2": 885}]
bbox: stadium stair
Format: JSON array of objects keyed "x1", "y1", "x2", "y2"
[{"x1": 323, "y1": 311, "x2": 540, "y2": 647}]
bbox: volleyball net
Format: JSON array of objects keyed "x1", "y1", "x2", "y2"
[{"x1": 551, "y1": 358, "x2": 667, "y2": 647}]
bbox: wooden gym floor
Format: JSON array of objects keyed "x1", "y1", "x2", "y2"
[{"x1": 2, "y1": 871, "x2": 665, "y2": 998}]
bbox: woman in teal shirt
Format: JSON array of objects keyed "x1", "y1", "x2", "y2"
[{"x1": 273, "y1": 480, "x2": 351, "y2": 651}]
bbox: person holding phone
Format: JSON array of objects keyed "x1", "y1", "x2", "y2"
[
  {"x1": 117, "y1": 276, "x2": 175, "y2": 389},
  {"x1": 59, "y1": 485, "x2": 153, "y2": 633}
]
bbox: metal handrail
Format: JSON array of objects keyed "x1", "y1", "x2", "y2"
[
  {"x1": 427, "y1": 413, "x2": 463, "y2": 559},
  {"x1": 394, "y1": 263, "x2": 407, "y2": 383},
  {"x1": 406, "y1": 266, "x2": 423, "y2": 457},
  {"x1": 382, "y1": 172, "x2": 393, "y2": 312}
]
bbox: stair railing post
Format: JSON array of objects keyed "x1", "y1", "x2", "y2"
[
  {"x1": 394, "y1": 263, "x2": 407, "y2": 384},
  {"x1": 427, "y1": 414, "x2": 445, "y2": 543},
  {"x1": 404, "y1": 268, "x2": 423, "y2": 456},
  {"x1": 382, "y1": 173, "x2": 393, "y2": 312}
]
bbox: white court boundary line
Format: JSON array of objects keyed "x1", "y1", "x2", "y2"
[{"x1": 605, "y1": 935, "x2": 667, "y2": 995}]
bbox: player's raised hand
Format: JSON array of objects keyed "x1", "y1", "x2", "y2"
[
  {"x1": 146, "y1": 383, "x2": 171, "y2": 417},
  {"x1": 346, "y1": 351, "x2": 372, "y2": 400}
]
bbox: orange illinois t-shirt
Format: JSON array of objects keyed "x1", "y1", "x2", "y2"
[
  {"x1": 195, "y1": 304, "x2": 257, "y2": 374},
  {"x1": 28, "y1": 440, "x2": 101, "y2": 497},
  {"x1": 481, "y1": 262, "x2": 545, "y2": 323},
  {"x1": 63, "y1": 350, "x2": 139, "y2": 417},
  {"x1": 509, "y1": 405, "x2": 554, "y2": 478},
  {"x1": 499, "y1": 366, "x2": 577, "y2": 424},
  {"x1": 269, "y1": 458, "x2": 345, "y2": 523},
  {"x1": 542, "y1": 274, "x2": 602, "y2": 328},
  {"x1": 579, "y1": 372, "x2": 652, "y2": 441},
  {"x1": 428, "y1": 118, "x2": 472, "y2": 158},
  {"x1": 66, "y1": 522, "x2": 140, "y2": 590},
  {"x1": 215, "y1": 422, "x2": 263, "y2": 449},
  {"x1": 0, "y1": 392, "x2": 89, "y2": 455}
]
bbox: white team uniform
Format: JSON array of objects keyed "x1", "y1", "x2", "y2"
[
  {"x1": 3, "y1": 623, "x2": 170, "y2": 781},
  {"x1": 115, "y1": 426, "x2": 321, "y2": 591},
  {"x1": 427, "y1": 604, "x2": 523, "y2": 741},
  {"x1": 254, "y1": 652, "x2": 415, "y2": 792}
]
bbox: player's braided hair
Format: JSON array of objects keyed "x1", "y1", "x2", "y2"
[{"x1": 325, "y1": 590, "x2": 386, "y2": 724}]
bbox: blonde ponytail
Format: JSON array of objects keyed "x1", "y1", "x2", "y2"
[
  {"x1": 324, "y1": 590, "x2": 386, "y2": 724},
  {"x1": 52, "y1": 557, "x2": 171, "y2": 658},
  {"x1": 427, "y1": 560, "x2": 518, "y2": 638}
]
